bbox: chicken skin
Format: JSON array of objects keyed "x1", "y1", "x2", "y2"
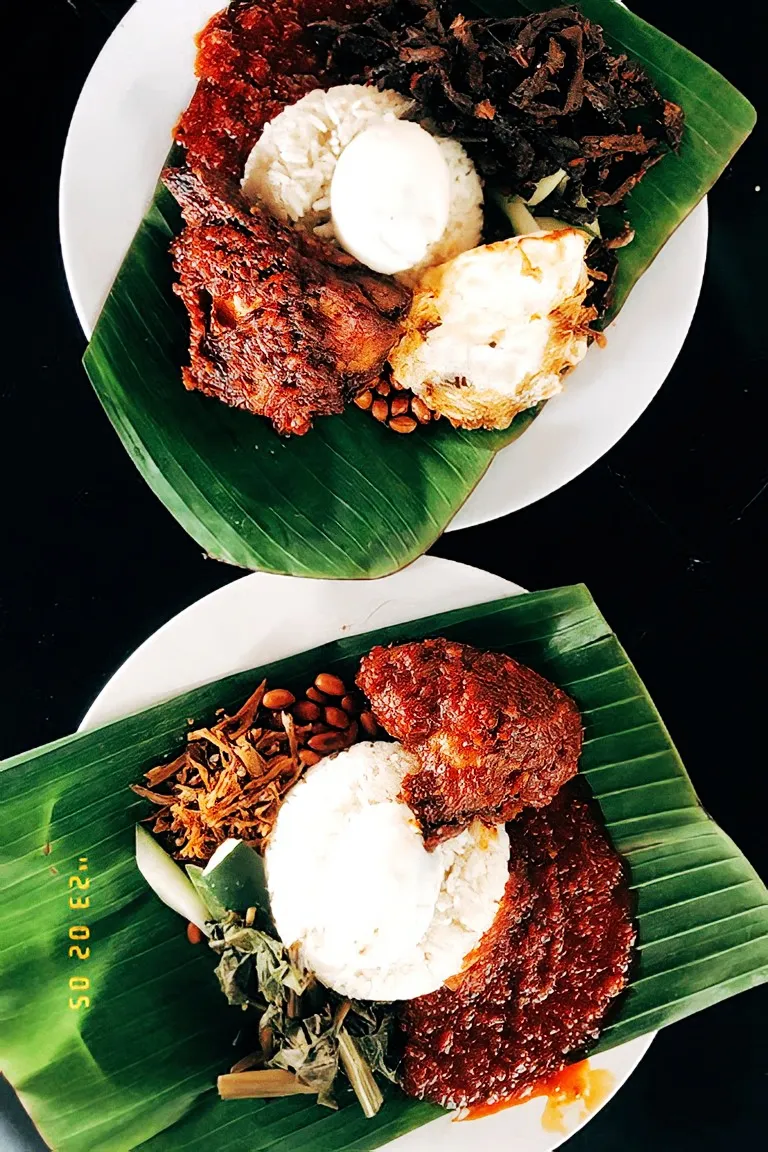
[
  {"x1": 163, "y1": 165, "x2": 411, "y2": 436},
  {"x1": 357, "y1": 638, "x2": 582, "y2": 846}
]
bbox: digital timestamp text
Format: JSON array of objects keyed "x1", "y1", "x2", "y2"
[{"x1": 68, "y1": 856, "x2": 91, "y2": 1010}]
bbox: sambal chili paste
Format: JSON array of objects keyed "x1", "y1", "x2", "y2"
[
  {"x1": 175, "y1": 0, "x2": 372, "y2": 180},
  {"x1": 399, "y1": 784, "x2": 635, "y2": 1109}
]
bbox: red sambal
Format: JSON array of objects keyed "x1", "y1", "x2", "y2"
[
  {"x1": 399, "y1": 784, "x2": 635, "y2": 1109},
  {"x1": 175, "y1": 0, "x2": 372, "y2": 180}
]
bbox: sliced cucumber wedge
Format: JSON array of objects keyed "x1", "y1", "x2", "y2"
[{"x1": 135, "y1": 825, "x2": 210, "y2": 932}]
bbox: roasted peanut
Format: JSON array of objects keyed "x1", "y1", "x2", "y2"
[
  {"x1": 359, "y1": 710, "x2": 378, "y2": 737},
  {"x1": 263, "y1": 688, "x2": 296, "y2": 710},
  {"x1": 389, "y1": 415, "x2": 418, "y2": 434},
  {"x1": 390, "y1": 394, "x2": 410, "y2": 418},
  {"x1": 342, "y1": 720, "x2": 359, "y2": 747},
  {"x1": 324, "y1": 706, "x2": 350, "y2": 730},
  {"x1": 299, "y1": 748, "x2": 322, "y2": 767},
  {"x1": 411, "y1": 396, "x2": 432, "y2": 424},
  {"x1": 375, "y1": 379, "x2": 391, "y2": 396},
  {"x1": 341, "y1": 694, "x2": 360, "y2": 715},
  {"x1": 371, "y1": 398, "x2": 389, "y2": 422},
  {"x1": 354, "y1": 390, "x2": 373, "y2": 410},
  {"x1": 187, "y1": 922, "x2": 203, "y2": 945},
  {"x1": 308, "y1": 731, "x2": 346, "y2": 754},
  {"x1": 314, "y1": 672, "x2": 346, "y2": 697},
  {"x1": 293, "y1": 699, "x2": 321, "y2": 724},
  {"x1": 306, "y1": 686, "x2": 328, "y2": 705}
]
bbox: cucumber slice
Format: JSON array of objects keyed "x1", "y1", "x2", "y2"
[
  {"x1": 195, "y1": 838, "x2": 271, "y2": 921},
  {"x1": 496, "y1": 193, "x2": 541, "y2": 235},
  {"x1": 186, "y1": 863, "x2": 226, "y2": 921},
  {"x1": 532, "y1": 215, "x2": 570, "y2": 232},
  {"x1": 135, "y1": 825, "x2": 210, "y2": 932},
  {"x1": 525, "y1": 168, "x2": 567, "y2": 207},
  {"x1": 535, "y1": 216, "x2": 602, "y2": 239}
]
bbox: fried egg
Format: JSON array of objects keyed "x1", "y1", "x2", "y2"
[{"x1": 389, "y1": 229, "x2": 594, "y2": 430}]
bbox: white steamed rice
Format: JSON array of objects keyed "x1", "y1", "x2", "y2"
[
  {"x1": 265, "y1": 740, "x2": 509, "y2": 1002},
  {"x1": 241, "y1": 84, "x2": 483, "y2": 283}
]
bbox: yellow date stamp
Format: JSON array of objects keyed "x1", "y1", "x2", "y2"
[{"x1": 68, "y1": 856, "x2": 91, "y2": 1010}]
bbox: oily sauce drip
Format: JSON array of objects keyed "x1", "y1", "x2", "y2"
[{"x1": 464, "y1": 1059, "x2": 615, "y2": 1131}]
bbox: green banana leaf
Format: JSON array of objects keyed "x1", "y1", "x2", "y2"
[
  {"x1": 1, "y1": 584, "x2": 767, "y2": 1151},
  {"x1": 81, "y1": 1, "x2": 755, "y2": 579}
]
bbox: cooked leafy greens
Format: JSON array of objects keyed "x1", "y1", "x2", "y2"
[
  {"x1": 208, "y1": 912, "x2": 399, "y2": 1116},
  {"x1": 133, "y1": 826, "x2": 396, "y2": 1117}
]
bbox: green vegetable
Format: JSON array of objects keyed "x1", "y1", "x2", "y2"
[
  {"x1": 337, "y1": 1029, "x2": 384, "y2": 1119},
  {"x1": 208, "y1": 913, "x2": 394, "y2": 1116},
  {"x1": 135, "y1": 824, "x2": 210, "y2": 931},
  {"x1": 185, "y1": 862, "x2": 227, "y2": 921},
  {"x1": 212, "y1": 916, "x2": 310, "y2": 1006},
  {"x1": 218, "y1": 1069, "x2": 316, "y2": 1098},
  {"x1": 495, "y1": 195, "x2": 602, "y2": 241},
  {"x1": 525, "y1": 168, "x2": 567, "y2": 207},
  {"x1": 136, "y1": 830, "x2": 272, "y2": 928},
  {"x1": 199, "y1": 838, "x2": 272, "y2": 926},
  {"x1": 534, "y1": 215, "x2": 602, "y2": 238},
  {"x1": 2, "y1": 586, "x2": 767, "y2": 1149},
  {"x1": 81, "y1": 0, "x2": 754, "y2": 579},
  {"x1": 495, "y1": 191, "x2": 541, "y2": 235},
  {"x1": 353, "y1": 1012, "x2": 400, "y2": 1085}
]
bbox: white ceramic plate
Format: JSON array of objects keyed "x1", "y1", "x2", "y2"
[
  {"x1": 59, "y1": 0, "x2": 708, "y2": 529},
  {"x1": 80, "y1": 555, "x2": 653, "y2": 1150}
]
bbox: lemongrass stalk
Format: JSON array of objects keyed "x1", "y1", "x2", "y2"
[
  {"x1": 337, "y1": 1028, "x2": 383, "y2": 1118},
  {"x1": 217, "y1": 1070, "x2": 316, "y2": 1099}
]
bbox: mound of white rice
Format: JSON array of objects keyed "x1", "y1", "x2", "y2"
[
  {"x1": 241, "y1": 84, "x2": 483, "y2": 283},
  {"x1": 265, "y1": 740, "x2": 509, "y2": 1002}
]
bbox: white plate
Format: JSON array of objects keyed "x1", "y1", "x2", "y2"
[
  {"x1": 80, "y1": 555, "x2": 653, "y2": 1150},
  {"x1": 59, "y1": 0, "x2": 707, "y2": 529}
]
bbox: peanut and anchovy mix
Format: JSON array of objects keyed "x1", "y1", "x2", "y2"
[{"x1": 132, "y1": 672, "x2": 378, "y2": 860}]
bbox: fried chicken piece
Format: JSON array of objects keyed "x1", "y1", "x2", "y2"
[
  {"x1": 357, "y1": 638, "x2": 582, "y2": 846},
  {"x1": 162, "y1": 165, "x2": 411, "y2": 436}
]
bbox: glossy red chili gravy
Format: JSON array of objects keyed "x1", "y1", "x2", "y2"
[
  {"x1": 176, "y1": 0, "x2": 371, "y2": 179},
  {"x1": 399, "y1": 784, "x2": 635, "y2": 1109}
]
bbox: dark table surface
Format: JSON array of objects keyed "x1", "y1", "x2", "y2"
[{"x1": 3, "y1": 1, "x2": 766, "y2": 1148}]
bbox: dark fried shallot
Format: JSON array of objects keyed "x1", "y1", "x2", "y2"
[{"x1": 314, "y1": 2, "x2": 684, "y2": 229}]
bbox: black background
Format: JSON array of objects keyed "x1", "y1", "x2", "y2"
[{"x1": 2, "y1": 1, "x2": 766, "y2": 1148}]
